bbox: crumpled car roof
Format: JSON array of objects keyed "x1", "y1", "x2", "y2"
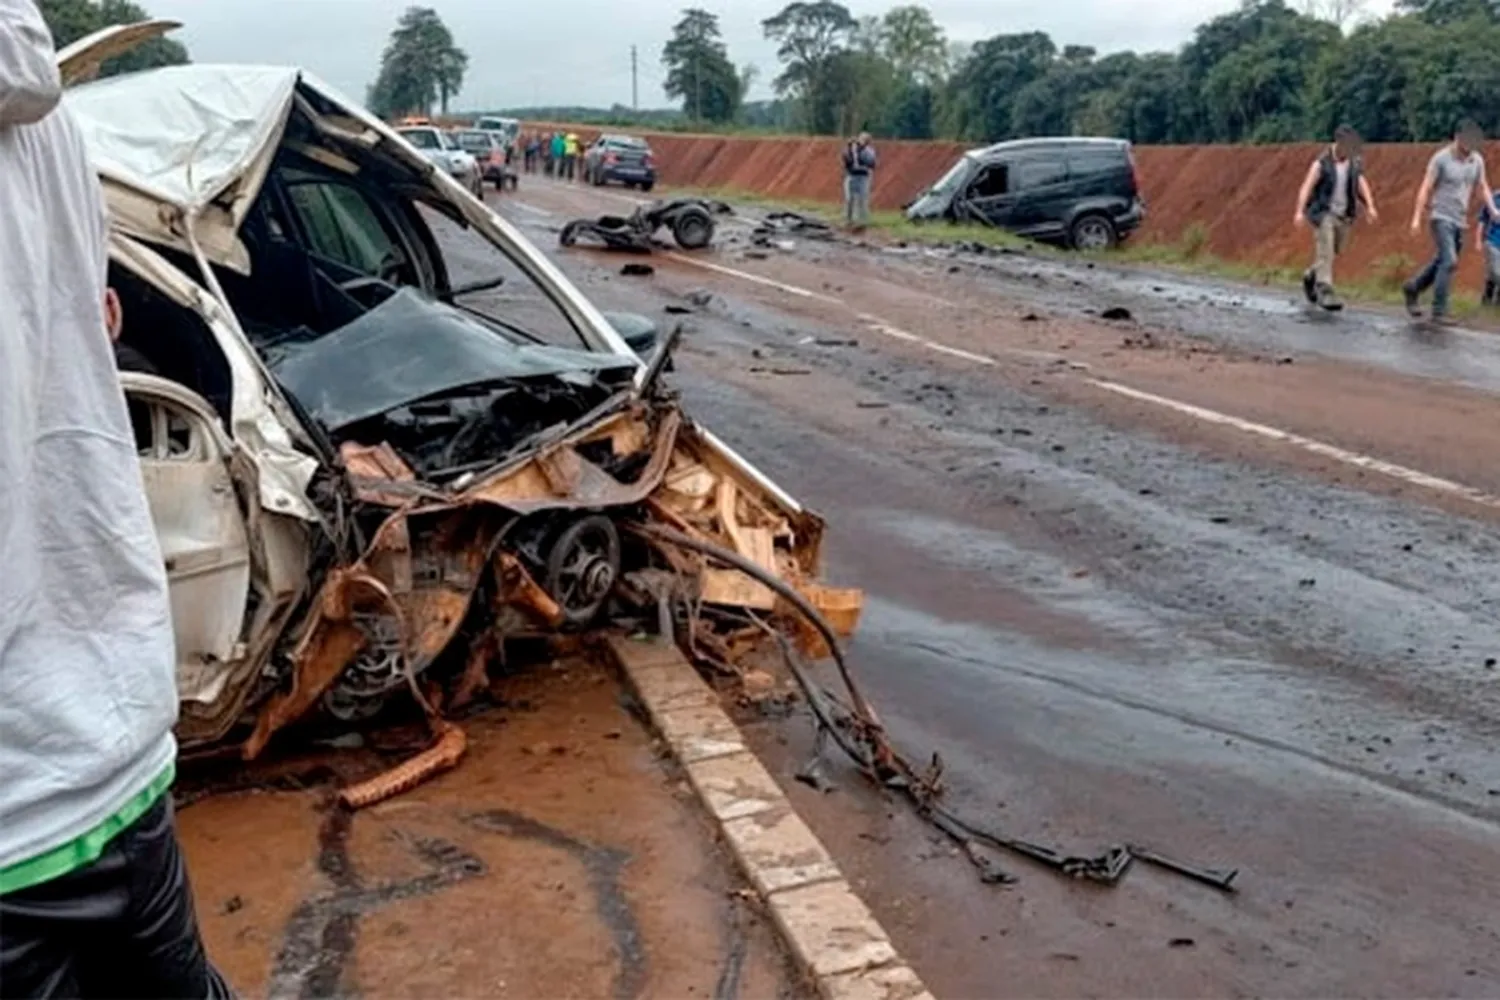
[
  {"x1": 64, "y1": 63, "x2": 310, "y2": 211},
  {"x1": 269, "y1": 288, "x2": 638, "y2": 431}
]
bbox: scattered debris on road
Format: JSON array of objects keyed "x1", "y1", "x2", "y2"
[
  {"x1": 621, "y1": 262, "x2": 655, "y2": 276},
  {"x1": 1101, "y1": 306, "x2": 1135, "y2": 322},
  {"x1": 560, "y1": 198, "x2": 724, "y2": 253}
]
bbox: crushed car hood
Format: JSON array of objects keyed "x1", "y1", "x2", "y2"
[{"x1": 269, "y1": 289, "x2": 636, "y2": 432}]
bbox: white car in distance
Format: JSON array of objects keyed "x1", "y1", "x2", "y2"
[{"x1": 398, "y1": 125, "x2": 483, "y2": 198}]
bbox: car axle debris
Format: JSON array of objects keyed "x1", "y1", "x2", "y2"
[{"x1": 560, "y1": 198, "x2": 726, "y2": 253}]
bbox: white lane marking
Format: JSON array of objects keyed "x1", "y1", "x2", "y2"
[
  {"x1": 1089, "y1": 378, "x2": 1500, "y2": 510},
  {"x1": 509, "y1": 201, "x2": 552, "y2": 218},
  {"x1": 665, "y1": 252, "x2": 844, "y2": 303},
  {"x1": 535, "y1": 191, "x2": 1496, "y2": 511}
]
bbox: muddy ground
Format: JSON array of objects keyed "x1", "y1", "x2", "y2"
[
  {"x1": 175, "y1": 654, "x2": 805, "y2": 999},
  {"x1": 466, "y1": 177, "x2": 1500, "y2": 999}
]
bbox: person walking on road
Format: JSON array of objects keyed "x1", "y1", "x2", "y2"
[
  {"x1": 0, "y1": 2, "x2": 231, "y2": 996},
  {"x1": 550, "y1": 131, "x2": 566, "y2": 179},
  {"x1": 1293, "y1": 124, "x2": 1378, "y2": 311},
  {"x1": 1404, "y1": 120, "x2": 1497, "y2": 325},
  {"x1": 843, "y1": 132, "x2": 877, "y2": 232}
]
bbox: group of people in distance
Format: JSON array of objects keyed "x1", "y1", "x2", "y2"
[{"x1": 520, "y1": 130, "x2": 583, "y2": 180}]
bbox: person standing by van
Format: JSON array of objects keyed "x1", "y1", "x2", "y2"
[
  {"x1": 842, "y1": 132, "x2": 877, "y2": 232},
  {"x1": 1404, "y1": 120, "x2": 1497, "y2": 325},
  {"x1": 1292, "y1": 124, "x2": 1378, "y2": 311}
]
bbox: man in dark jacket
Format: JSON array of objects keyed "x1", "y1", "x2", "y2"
[
  {"x1": 1292, "y1": 124, "x2": 1379, "y2": 311},
  {"x1": 842, "y1": 132, "x2": 877, "y2": 232}
]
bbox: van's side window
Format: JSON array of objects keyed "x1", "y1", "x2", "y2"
[
  {"x1": 1014, "y1": 158, "x2": 1068, "y2": 190},
  {"x1": 969, "y1": 164, "x2": 1009, "y2": 198},
  {"x1": 1067, "y1": 150, "x2": 1121, "y2": 177}
]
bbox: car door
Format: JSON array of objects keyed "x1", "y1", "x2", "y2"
[
  {"x1": 121, "y1": 372, "x2": 253, "y2": 706},
  {"x1": 955, "y1": 161, "x2": 1016, "y2": 227},
  {"x1": 1008, "y1": 153, "x2": 1074, "y2": 238}
]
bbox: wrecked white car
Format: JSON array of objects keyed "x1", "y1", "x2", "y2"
[{"x1": 61, "y1": 24, "x2": 858, "y2": 784}]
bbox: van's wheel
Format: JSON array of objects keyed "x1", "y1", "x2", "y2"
[
  {"x1": 642, "y1": 180, "x2": 656, "y2": 193},
  {"x1": 1070, "y1": 213, "x2": 1117, "y2": 251},
  {"x1": 671, "y1": 209, "x2": 714, "y2": 250}
]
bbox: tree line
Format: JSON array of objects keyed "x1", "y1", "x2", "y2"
[{"x1": 658, "y1": 0, "x2": 1500, "y2": 144}]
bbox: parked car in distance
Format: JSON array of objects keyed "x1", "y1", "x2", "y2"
[
  {"x1": 905, "y1": 138, "x2": 1144, "y2": 250},
  {"x1": 397, "y1": 125, "x2": 484, "y2": 198},
  {"x1": 583, "y1": 134, "x2": 656, "y2": 191},
  {"x1": 473, "y1": 115, "x2": 520, "y2": 152},
  {"x1": 454, "y1": 129, "x2": 518, "y2": 190}
]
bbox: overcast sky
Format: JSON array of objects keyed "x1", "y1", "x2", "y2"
[{"x1": 145, "y1": 0, "x2": 1393, "y2": 111}]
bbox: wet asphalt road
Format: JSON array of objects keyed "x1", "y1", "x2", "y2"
[{"x1": 446, "y1": 180, "x2": 1500, "y2": 998}]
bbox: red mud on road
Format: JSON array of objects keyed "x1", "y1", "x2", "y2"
[
  {"x1": 526, "y1": 122, "x2": 1500, "y2": 291},
  {"x1": 175, "y1": 656, "x2": 802, "y2": 999}
]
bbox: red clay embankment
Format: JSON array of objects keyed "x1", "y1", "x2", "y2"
[{"x1": 526, "y1": 123, "x2": 1495, "y2": 290}]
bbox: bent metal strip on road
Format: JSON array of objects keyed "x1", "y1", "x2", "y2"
[{"x1": 663, "y1": 251, "x2": 1500, "y2": 514}]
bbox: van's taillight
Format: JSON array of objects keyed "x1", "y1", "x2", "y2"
[
  {"x1": 604, "y1": 152, "x2": 619, "y2": 165},
  {"x1": 644, "y1": 152, "x2": 655, "y2": 168}
]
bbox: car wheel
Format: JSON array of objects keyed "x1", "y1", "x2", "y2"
[
  {"x1": 1070, "y1": 213, "x2": 1117, "y2": 252},
  {"x1": 671, "y1": 208, "x2": 713, "y2": 250},
  {"x1": 642, "y1": 180, "x2": 656, "y2": 193}
]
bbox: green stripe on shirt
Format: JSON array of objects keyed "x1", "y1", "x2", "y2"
[{"x1": 0, "y1": 763, "x2": 175, "y2": 895}]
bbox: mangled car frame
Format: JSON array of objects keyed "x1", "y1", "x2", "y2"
[{"x1": 64, "y1": 23, "x2": 859, "y2": 796}]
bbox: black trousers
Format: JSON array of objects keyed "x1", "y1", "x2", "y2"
[{"x1": 1, "y1": 798, "x2": 231, "y2": 999}]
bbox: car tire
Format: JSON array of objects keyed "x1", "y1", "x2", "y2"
[
  {"x1": 1070, "y1": 213, "x2": 1117, "y2": 252},
  {"x1": 671, "y1": 208, "x2": 713, "y2": 250},
  {"x1": 642, "y1": 180, "x2": 656, "y2": 193}
]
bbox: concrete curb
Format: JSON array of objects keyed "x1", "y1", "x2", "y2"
[{"x1": 606, "y1": 636, "x2": 935, "y2": 1000}]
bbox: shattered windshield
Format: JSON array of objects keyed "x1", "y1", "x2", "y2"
[{"x1": 928, "y1": 157, "x2": 973, "y2": 199}]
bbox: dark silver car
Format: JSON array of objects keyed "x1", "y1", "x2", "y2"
[{"x1": 583, "y1": 134, "x2": 657, "y2": 191}]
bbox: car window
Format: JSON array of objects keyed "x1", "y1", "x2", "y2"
[
  {"x1": 456, "y1": 132, "x2": 490, "y2": 153},
  {"x1": 420, "y1": 208, "x2": 594, "y2": 351},
  {"x1": 438, "y1": 132, "x2": 460, "y2": 151},
  {"x1": 285, "y1": 181, "x2": 401, "y2": 276},
  {"x1": 402, "y1": 129, "x2": 439, "y2": 150},
  {"x1": 1014, "y1": 157, "x2": 1068, "y2": 190},
  {"x1": 1067, "y1": 149, "x2": 1124, "y2": 177},
  {"x1": 968, "y1": 163, "x2": 1009, "y2": 199}
]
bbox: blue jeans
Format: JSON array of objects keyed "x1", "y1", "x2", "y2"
[
  {"x1": 1406, "y1": 219, "x2": 1464, "y2": 317},
  {"x1": 844, "y1": 173, "x2": 871, "y2": 227}
]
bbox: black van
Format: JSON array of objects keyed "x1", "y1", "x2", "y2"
[{"x1": 905, "y1": 137, "x2": 1144, "y2": 250}]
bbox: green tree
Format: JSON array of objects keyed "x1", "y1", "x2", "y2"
[
  {"x1": 944, "y1": 31, "x2": 1057, "y2": 140},
  {"x1": 366, "y1": 7, "x2": 467, "y2": 119},
  {"x1": 39, "y1": 0, "x2": 188, "y2": 76},
  {"x1": 662, "y1": 9, "x2": 743, "y2": 123},
  {"x1": 763, "y1": 1, "x2": 858, "y2": 133},
  {"x1": 881, "y1": 4, "x2": 948, "y2": 82}
]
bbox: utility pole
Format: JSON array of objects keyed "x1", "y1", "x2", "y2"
[{"x1": 630, "y1": 45, "x2": 638, "y2": 110}]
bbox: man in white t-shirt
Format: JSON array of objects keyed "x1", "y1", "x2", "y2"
[{"x1": 0, "y1": 2, "x2": 230, "y2": 995}]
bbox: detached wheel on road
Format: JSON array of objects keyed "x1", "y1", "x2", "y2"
[
  {"x1": 671, "y1": 208, "x2": 713, "y2": 250},
  {"x1": 1070, "y1": 213, "x2": 1117, "y2": 252}
]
